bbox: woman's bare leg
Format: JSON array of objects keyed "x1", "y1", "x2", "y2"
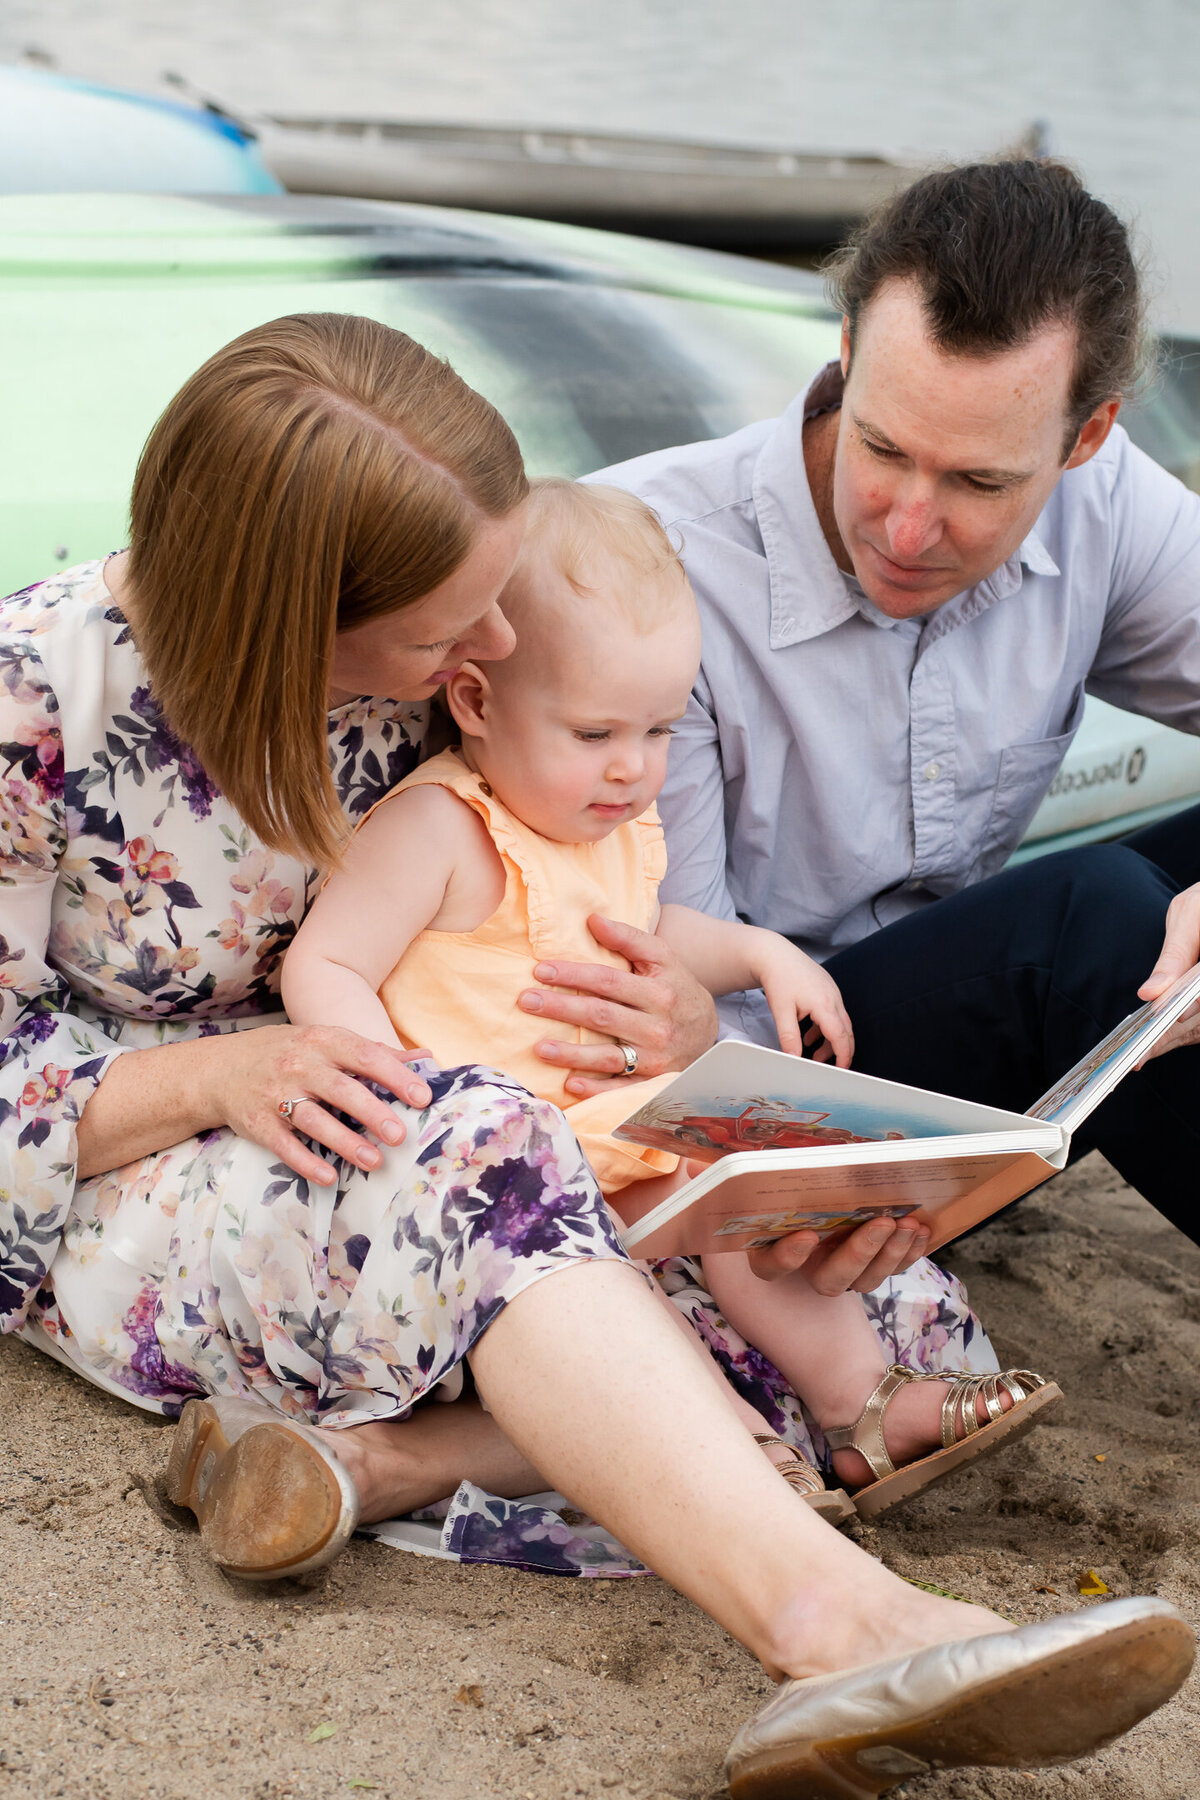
[
  {"x1": 330, "y1": 1275, "x2": 809, "y2": 1524},
  {"x1": 327, "y1": 1400, "x2": 545, "y2": 1524},
  {"x1": 644, "y1": 1271, "x2": 813, "y2": 1474},
  {"x1": 468, "y1": 1260, "x2": 1004, "y2": 1680}
]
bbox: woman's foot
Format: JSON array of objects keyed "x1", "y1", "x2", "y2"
[
  {"x1": 762, "y1": 1548, "x2": 1005, "y2": 1685},
  {"x1": 730, "y1": 1596, "x2": 1194, "y2": 1800},
  {"x1": 322, "y1": 1401, "x2": 546, "y2": 1524},
  {"x1": 165, "y1": 1396, "x2": 359, "y2": 1579},
  {"x1": 823, "y1": 1366, "x2": 1061, "y2": 1519}
]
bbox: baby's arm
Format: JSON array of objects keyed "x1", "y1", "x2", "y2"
[
  {"x1": 656, "y1": 904, "x2": 853, "y2": 1066},
  {"x1": 282, "y1": 786, "x2": 474, "y2": 1047}
]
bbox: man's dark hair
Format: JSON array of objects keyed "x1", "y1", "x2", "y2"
[{"x1": 825, "y1": 160, "x2": 1145, "y2": 456}]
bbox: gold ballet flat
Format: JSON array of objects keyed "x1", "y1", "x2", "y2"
[{"x1": 725, "y1": 1596, "x2": 1194, "y2": 1798}]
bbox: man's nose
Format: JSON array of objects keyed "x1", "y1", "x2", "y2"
[{"x1": 885, "y1": 485, "x2": 943, "y2": 560}]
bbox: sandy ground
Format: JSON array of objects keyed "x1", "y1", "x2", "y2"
[{"x1": 1, "y1": 1150, "x2": 1198, "y2": 1800}]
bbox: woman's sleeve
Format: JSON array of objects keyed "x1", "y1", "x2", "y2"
[{"x1": 0, "y1": 636, "x2": 128, "y2": 1328}]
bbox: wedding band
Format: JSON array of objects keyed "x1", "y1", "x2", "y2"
[
  {"x1": 617, "y1": 1043, "x2": 640, "y2": 1078},
  {"x1": 277, "y1": 1096, "x2": 308, "y2": 1121}
]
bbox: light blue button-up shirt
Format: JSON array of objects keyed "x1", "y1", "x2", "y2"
[{"x1": 594, "y1": 364, "x2": 1200, "y2": 1038}]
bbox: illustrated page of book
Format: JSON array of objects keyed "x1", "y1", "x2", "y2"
[
  {"x1": 614, "y1": 1037, "x2": 1038, "y2": 1161},
  {"x1": 621, "y1": 1146, "x2": 1056, "y2": 1259},
  {"x1": 1027, "y1": 962, "x2": 1200, "y2": 1135}
]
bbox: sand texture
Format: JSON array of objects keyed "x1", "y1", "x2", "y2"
[{"x1": 0, "y1": 1151, "x2": 1197, "y2": 1800}]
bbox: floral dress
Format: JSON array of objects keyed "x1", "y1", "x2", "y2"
[{"x1": 0, "y1": 560, "x2": 997, "y2": 1576}]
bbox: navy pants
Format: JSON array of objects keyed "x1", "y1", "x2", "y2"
[{"x1": 822, "y1": 804, "x2": 1200, "y2": 1240}]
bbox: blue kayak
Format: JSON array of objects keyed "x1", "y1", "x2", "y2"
[{"x1": 0, "y1": 65, "x2": 280, "y2": 195}]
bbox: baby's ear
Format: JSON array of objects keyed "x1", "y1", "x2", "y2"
[{"x1": 446, "y1": 663, "x2": 490, "y2": 737}]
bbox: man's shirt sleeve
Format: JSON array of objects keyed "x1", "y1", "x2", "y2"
[
  {"x1": 656, "y1": 671, "x2": 742, "y2": 924},
  {"x1": 1088, "y1": 432, "x2": 1200, "y2": 734}
]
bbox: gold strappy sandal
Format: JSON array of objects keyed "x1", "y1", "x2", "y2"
[
  {"x1": 825, "y1": 1365, "x2": 1062, "y2": 1522},
  {"x1": 753, "y1": 1433, "x2": 856, "y2": 1526}
]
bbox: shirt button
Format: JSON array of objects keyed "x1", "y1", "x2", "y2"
[{"x1": 924, "y1": 761, "x2": 941, "y2": 781}]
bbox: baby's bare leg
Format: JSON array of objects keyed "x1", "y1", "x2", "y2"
[
  {"x1": 702, "y1": 1250, "x2": 887, "y2": 1424},
  {"x1": 701, "y1": 1251, "x2": 1019, "y2": 1487}
]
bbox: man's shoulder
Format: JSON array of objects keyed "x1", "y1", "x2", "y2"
[{"x1": 585, "y1": 416, "x2": 779, "y2": 529}]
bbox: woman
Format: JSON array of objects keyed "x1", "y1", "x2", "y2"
[{"x1": 0, "y1": 313, "x2": 1188, "y2": 1797}]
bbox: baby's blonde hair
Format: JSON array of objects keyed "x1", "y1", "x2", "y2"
[{"x1": 516, "y1": 477, "x2": 689, "y2": 631}]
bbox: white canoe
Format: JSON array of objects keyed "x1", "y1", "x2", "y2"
[{"x1": 256, "y1": 117, "x2": 923, "y2": 251}]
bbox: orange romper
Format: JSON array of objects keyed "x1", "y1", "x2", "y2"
[{"x1": 366, "y1": 749, "x2": 678, "y2": 1196}]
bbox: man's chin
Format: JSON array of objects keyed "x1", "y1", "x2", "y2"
[{"x1": 853, "y1": 554, "x2": 962, "y2": 620}]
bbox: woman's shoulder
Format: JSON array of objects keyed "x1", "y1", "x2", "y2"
[
  {"x1": 0, "y1": 557, "x2": 128, "y2": 648},
  {"x1": 328, "y1": 694, "x2": 431, "y2": 825},
  {"x1": 354, "y1": 749, "x2": 477, "y2": 832}
]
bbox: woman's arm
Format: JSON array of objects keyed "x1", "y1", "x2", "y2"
[
  {"x1": 656, "y1": 903, "x2": 854, "y2": 1066},
  {"x1": 75, "y1": 1023, "x2": 437, "y2": 1183},
  {"x1": 86, "y1": 789, "x2": 475, "y2": 1186}
]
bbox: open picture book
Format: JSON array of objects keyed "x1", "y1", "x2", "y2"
[{"x1": 612, "y1": 963, "x2": 1200, "y2": 1259}]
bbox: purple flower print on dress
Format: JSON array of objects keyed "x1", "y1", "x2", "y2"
[
  {"x1": 463, "y1": 1155, "x2": 578, "y2": 1257},
  {"x1": 116, "y1": 1279, "x2": 205, "y2": 1410},
  {"x1": 13, "y1": 1011, "x2": 57, "y2": 1049},
  {"x1": 443, "y1": 1485, "x2": 648, "y2": 1577},
  {"x1": 127, "y1": 685, "x2": 220, "y2": 818}
]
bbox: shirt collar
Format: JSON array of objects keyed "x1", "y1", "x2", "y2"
[
  {"x1": 752, "y1": 361, "x2": 1061, "y2": 650},
  {"x1": 753, "y1": 365, "x2": 858, "y2": 650},
  {"x1": 1016, "y1": 529, "x2": 1060, "y2": 577}
]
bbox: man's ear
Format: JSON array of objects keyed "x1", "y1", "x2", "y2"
[
  {"x1": 1064, "y1": 397, "x2": 1121, "y2": 470},
  {"x1": 445, "y1": 663, "x2": 490, "y2": 738},
  {"x1": 840, "y1": 315, "x2": 851, "y2": 378}
]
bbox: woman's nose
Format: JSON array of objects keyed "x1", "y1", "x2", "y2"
[{"x1": 472, "y1": 604, "x2": 517, "y2": 663}]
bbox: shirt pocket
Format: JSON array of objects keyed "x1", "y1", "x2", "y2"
[{"x1": 971, "y1": 693, "x2": 1086, "y2": 881}]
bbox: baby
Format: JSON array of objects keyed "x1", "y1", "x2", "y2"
[{"x1": 284, "y1": 480, "x2": 1057, "y2": 1519}]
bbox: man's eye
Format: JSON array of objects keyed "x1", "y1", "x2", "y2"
[
  {"x1": 862, "y1": 437, "x2": 899, "y2": 460},
  {"x1": 963, "y1": 477, "x2": 1007, "y2": 496}
]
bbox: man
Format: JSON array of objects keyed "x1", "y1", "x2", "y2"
[{"x1": 568, "y1": 158, "x2": 1200, "y2": 1243}]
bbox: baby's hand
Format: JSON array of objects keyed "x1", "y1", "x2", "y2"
[{"x1": 757, "y1": 945, "x2": 854, "y2": 1068}]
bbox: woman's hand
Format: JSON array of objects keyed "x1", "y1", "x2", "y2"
[
  {"x1": 203, "y1": 1024, "x2": 434, "y2": 1186},
  {"x1": 746, "y1": 1215, "x2": 930, "y2": 1295},
  {"x1": 519, "y1": 913, "x2": 718, "y2": 1099}
]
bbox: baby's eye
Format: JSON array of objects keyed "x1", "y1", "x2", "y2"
[
  {"x1": 648, "y1": 725, "x2": 676, "y2": 738},
  {"x1": 573, "y1": 729, "x2": 611, "y2": 742}
]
